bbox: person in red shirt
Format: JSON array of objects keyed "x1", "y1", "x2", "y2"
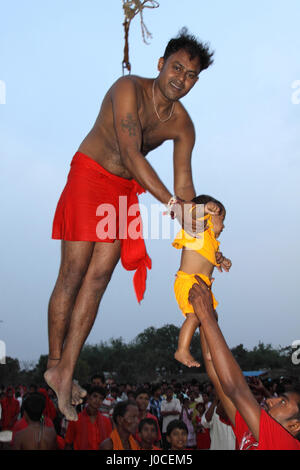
[
  {"x1": 64, "y1": 386, "x2": 112, "y2": 450},
  {"x1": 189, "y1": 276, "x2": 300, "y2": 450},
  {"x1": 134, "y1": 388, "x2": 162, "y2": 447},
  {"x1": 138, "y1": 418, "x2": 161, "y2": 450},
  {"x1": 0, "y1": 388, "x2": 20, "y2": 430},
  {"x1": 195, "y1": 402, "x2": 211, "y2": 449}
]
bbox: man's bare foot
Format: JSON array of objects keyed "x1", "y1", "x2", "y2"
[
  {"x1": 44, "y1": 366, "x2": 78, "y2": 421},
  {"x1": 47, "y1": 358, "x2": 86, "y2": 406},
  {"x1": 174, "y1": 350, "x2": 201, "y2": 368},
  {"x1": 72, "y1": 380, "x2": 87, "y2": 406}
]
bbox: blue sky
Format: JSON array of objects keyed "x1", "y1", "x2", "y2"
[{"x1": 1, "y1": 0, "x2": 300, "y2": 364}]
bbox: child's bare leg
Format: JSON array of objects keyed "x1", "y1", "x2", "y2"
[{"x1": 175, "y1": 313, "x2": 201, "y2": 368}]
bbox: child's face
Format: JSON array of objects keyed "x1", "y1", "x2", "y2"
[
  {"x1": 136, "y1": 393, "x2": 150, "y2": 412},
  {"x1": 211, "y1": 209, "x2": 225, "y2": 238},
  {"x1": 167, "y1": 428, "x2": 187, "y2": 450},
  {"x1": 140, "y1": 423, "x2": 158, "y2": 447}
]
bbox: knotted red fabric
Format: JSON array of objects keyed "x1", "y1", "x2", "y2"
[{"x1": 52, "y1": 152, "x2": 151, "y2": 302}]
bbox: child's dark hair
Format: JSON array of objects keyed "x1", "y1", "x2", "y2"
[
  {"x1": 163, "y1": 27, "x2": 214, "y2": 72},
  {"x1": 166, "y1": 419, "x2": 188, "y2": 436},
  {"x1": 192, "y1": 194, "x2": 225, "y2": 215},
  {"x1": 138, "y1": 417, "x2": 159, "y2": 434}
]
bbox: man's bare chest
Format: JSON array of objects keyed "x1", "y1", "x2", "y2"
[{"x1": 140, "y1": 115, "x2": 175, "y2": 156}]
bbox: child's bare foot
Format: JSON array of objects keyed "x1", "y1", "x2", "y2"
[
  {"x1": 44, "y1": 366, "x2": 78, "y2": 421},
  {"x1": 174, "y1": 349, "x2": 201, "y2": 368}
]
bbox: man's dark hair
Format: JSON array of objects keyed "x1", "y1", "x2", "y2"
[
  {"x1": 166, "y1": 419, "x2": 188, "y2": 436},
  {"x1": 163, "y1": 27, "x2": 214, "y2": 72},
  {"x1": 192, "y1": 194, "x2": 225, "y2": 215},
  {"x1": 88, "y1": 386, "x2": 106, "y2": 398},
  {"x1": 91, "y1": 373, "x2": 105, "y2": 383},
  {"x1": 138, "y1": 417, "x2": 158, "y2": 434},
  {"x1": 112, "y1": 400, "x2": 138, "y2": 425},
  {"x1": 151, "y1": 384, "x2": 161, "y2": 395},
  {"x1": 135, "y1": 387, "x2": 151, "y2": 399},
  {"x1": 23, "y1": 393, "x2": 46, "y2": 422}
]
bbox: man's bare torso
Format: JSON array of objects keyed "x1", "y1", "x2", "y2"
[
  {"x1": 78, "y1": 75, "x2": 190, "y2": 179},
  {"x1": 13, "y1": 424, "x2": 57, "y2": 450}
]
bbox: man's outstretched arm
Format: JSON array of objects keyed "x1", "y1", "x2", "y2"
[
  {"x1": 189, "y1": 276, "x2": 261, "y2": 441},
  {"x1": 199, "y1": 326, "x2": 237, "y2": 426}
]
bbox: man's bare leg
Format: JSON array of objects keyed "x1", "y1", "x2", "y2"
[
  {"x1": 175, "y1": 313, "x2": 201, "y2": 367},
  {"x1": 47, "y1": 241, "x2": 94, "y2": 405},
  {"x1": 44, "y1": 240, "x2": 121, "y2": 420}
]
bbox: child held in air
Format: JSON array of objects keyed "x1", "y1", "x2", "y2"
[{"x1": 173, "y1": 194, "x2": 231, "y2": 368}]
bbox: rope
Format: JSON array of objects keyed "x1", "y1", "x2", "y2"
[{"x1": 122, "y1": 0, "x2": 159, "y2": 75}]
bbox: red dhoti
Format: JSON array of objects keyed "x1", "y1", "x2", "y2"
[{"x1": 52, "y1": 152, "x2": 151, "y2": 302}]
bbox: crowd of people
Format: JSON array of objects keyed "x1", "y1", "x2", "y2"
[{"x1": 0, "y1": 373, "x2": 298, "y2": 450}]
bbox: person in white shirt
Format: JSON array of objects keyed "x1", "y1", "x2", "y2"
[
  {"x1": 161, "y1": 386, "x2": 182, "y2": 449},
  {"x1": 201, "y1": 397, "x2": 236, "y2": 450}
]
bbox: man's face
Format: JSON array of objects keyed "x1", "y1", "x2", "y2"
[
  {"x1": 87, "y1": 392, "x2": 104, "y2": 411},
  {"x1": 167, "y1": 428, "x2": 187, "y2": 450},
  {"x1": 121, "y1": 405, "x2": 140, "y2": 434},
  {"x1": 140, "y1": 423, "x2": 157, "y2": 446},
  {"x1": 157, "y1": 49, "x2": 201, "y2": 102},
  {"x1": 166, "y1": 388, "x2": 173, "y2": 400},
  {"x1": 264, "y1": 392, "x2": 300, "y2": 436},
  {"x1": 136, "y1": 393, "x2": 149, "y2": 412}
]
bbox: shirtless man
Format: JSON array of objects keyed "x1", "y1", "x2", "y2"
[
  {"x1": 45, "y1": 28, "x2": 217, "y2": 421},
  {"x1": 12, "y1": 393, "x2": 57, "y2": 451}
]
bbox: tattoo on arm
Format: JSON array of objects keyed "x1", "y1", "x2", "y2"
[{"x1": 121, "y1": 113, "x2": 138, "y2": 137}]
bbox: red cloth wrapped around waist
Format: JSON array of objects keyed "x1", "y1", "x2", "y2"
[{"x1": 52, "y1": 152, "x2": 151, "y2": 302}]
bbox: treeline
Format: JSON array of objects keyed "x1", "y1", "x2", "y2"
[{"x1": 0, "y1": 324, "x2": 299, "y2": 386}]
